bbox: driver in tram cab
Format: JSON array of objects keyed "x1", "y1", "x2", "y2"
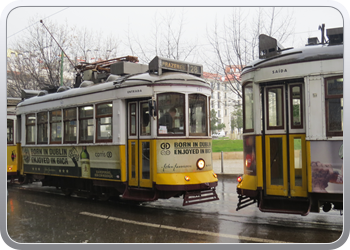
[{"x1": 159, "y1": 107, "x2": 177, "y2": 132}]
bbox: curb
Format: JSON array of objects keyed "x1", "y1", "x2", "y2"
[{"x1": 216, "y1": 173, "x2": 241, "y2": 178}]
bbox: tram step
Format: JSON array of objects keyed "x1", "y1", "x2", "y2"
[
  {"x1": 236, "y1": 194, "x2": 257, "y2": 211},
  {"x1": 259, "y1": 196, "x2": 311, "y2": 216},
  {"x1": 183, "y1": 189, "x2": 219, "y2": 206},
  {"x1": 122, "y1": 188, "x2": 158, "y2": 202}
]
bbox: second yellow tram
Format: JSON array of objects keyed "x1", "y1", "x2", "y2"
[{"x1": 236, "y1": 28, "x2": 343, "y2": 215}]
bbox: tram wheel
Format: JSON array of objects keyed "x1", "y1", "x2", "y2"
[
  {"x1": 98, "y1": 193, "x2": 110, "y2": 202},
  {"x1": 322, "y1": 202, "x2": 332, "y2": 212},
  {"x1": 62, "y1": 188, "x2": 73, "y2": 197}
]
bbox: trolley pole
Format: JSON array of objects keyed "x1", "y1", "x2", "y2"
[{"x1": 60, "y1": 51, "x2": 64, "y2": 86}]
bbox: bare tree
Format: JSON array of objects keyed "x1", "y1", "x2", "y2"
[
  {"x1": 206, "y1": 7, "x2": 295, "y2": 99},
  {"x1": 7, "y1": 18, "x2": 122, "y2": 97},
  {"x1": 7, "y1": 18, "x2": 74, "y2": 96},
  {"x1": 126, "y1": 9, "x2": 198, "y2": 64}
]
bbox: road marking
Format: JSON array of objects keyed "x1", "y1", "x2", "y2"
[
  {"x1": 25, "y1": 201, "x2": 51, "y2": 208},
  {"x1": 80, "y1": 211, "x2": 289, "y2": 243}
]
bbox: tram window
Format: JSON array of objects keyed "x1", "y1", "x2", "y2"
[
  {"x1": 140, "y1": 102, "x2": 151, "y2": 136},
  {"x1": 189, "y1": 94, "x2": 208, "y2": 136},
  {"x1": 7, "y1": 119, "x2": 14, "y2": 144},
  {"x1": 79, "y1": 106, "x2": 94, "y2": 143},
  {"x1": 64, "y1": 108, "x2": 77, "y2": 143},
  {"x1": 37, "y1": 112, "x2": 48, "y2": 144},
  {"x1": 267, "y1": 87, "x2": 284, "y2": 130},
  {"x1": 50, "y1": 110, "x2": 62, "y2": 144},
  {"x1": 26, "y1": 113, "x2": 36, "y2": 144},
  {"x1": 157, "y1": 93, "x2": 185, "y2": 135},
  {"x1": 130, "y1": 103, "x2": 137, "y2": 136},
  {"x1": 325, "y1": 77, "x2": 343, "y2": 136},
  {"x1": 290, "y1": 85, "x2": 303, "y2": 129},
  {"x1": 243, "y1": 83, "x2": 254, "y2": 132},
  {"x1": 96, "y1": 103, "x2": 112, "y2": 142}
]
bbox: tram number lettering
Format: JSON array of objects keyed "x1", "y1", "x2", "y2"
[
  {"x1": 189, "y1": 65, "x2": 200, "y2": 74},
  {"x1": 196, "y1": 87, "x2": 203, "y2": 92}
]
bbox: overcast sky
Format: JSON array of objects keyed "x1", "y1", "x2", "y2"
[{"x1": 5, "y1": 5, "x2": 344, "y2": 54}]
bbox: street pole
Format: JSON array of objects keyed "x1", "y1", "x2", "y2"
[{"x1": 221, "y1": 151, "x2": 224, "y2": 173}]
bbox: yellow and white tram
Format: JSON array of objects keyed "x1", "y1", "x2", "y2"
[
  {"x1": 236, "y1": 27, "x2": 343, "y2": 215},
  {"x1": 15, "y1": 56, "x2": 218, "y2": 205}
]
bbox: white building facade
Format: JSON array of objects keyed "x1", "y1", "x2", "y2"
[{"x1": 203, "y1": 69, "x2": 242, "y2": 139}]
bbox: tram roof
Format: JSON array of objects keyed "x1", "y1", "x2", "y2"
[
  {"x1": 242, "y1": 43, "x2": 343, "y2": 74},
  {"x1": 17, "y1": 72, "x2": 209, "y2": 107}
]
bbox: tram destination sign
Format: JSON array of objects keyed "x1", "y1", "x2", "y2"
[{"x1": 149, "y1": 56, "x2": 203, "y2": 77}]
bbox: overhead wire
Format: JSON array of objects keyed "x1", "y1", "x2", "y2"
[{"x1": 7, "y1": 7, "x2": 69, "y2": 39}]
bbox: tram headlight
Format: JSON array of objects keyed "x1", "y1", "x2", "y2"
[
  {"x1": 184, "y1": 176, "x2": 191, "y2": 181},
  {"x1": 196, "y1": 159, "x2": 205, "y2": 170},
  {"x1": 237, "y1": 175, "x2": 243, "y2": 183}
]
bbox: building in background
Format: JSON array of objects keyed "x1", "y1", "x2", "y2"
[{"x1": 203, "y1": 66, "x2": 242, "y2": 139}]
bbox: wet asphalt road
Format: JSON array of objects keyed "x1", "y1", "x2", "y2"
[{"x1": 6, "y1": 176, "x2": 343, "y2": 244}]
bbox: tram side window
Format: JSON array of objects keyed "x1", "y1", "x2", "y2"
[
  {"x1": 96, "y1": 103, "x2": 113, "y2": 142},
  {"x1": 157, "y1": 93, "x2": 185, "y2": 135},
  {"x1": 79, "y1": 106, "x2": 94, "y2": 143},
  {"x1": 64, "y1": 108, "x2": 77, "y2": 143},
  {"x1": 189, "y1": 94, "x2": 207, "y2": 136},
  {"x1": 243, "y1": 83, "x2": 254, "y2": 132},
  {"x1": 7, "y1": 119, "x2": 14, "y2": 144},
  {"x1": 26, "y1": 114, "x2": 36, "y2": 144},
  {"x1": 37, "y1": 112, "x2": 48, "y2": 144},
  {"x1": 266, "y1": 86, "x2": 284, "y2": 130},
  {"x1": 290, "y1": 85, "x2": 303, "y2": 129},
  {"x1": 140, "y1": 102, "x2": 151, "y2": 136},
  {"x1": 325, "y1": 77, "x2": 343, "y2": 136},
  {"x1": 50, "y1": 110, "x2": 62, "y2": 144}
]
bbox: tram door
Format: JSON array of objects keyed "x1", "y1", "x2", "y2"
[
  {"x1": 262, "y1": 83, "x2": 307, "y2": 197},
  {"x1": 127, "y1": 100, "x2": 153, "y2": 188}
]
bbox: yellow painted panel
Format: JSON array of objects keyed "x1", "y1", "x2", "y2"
[
  {"x1": 119, "y1": 145, "x2": 127, "y2": 182},
  {"x1": 156, "y1": 171, "x2": 218, "y2": 186},
  {"x1": 289, "y1": 134, "x2": 307, "y2": 197},
  {"x1": 255, "y1": 136, "x2": 263, "y2": 188},
  {"x1": 139, "y1": 140, "x2": 153, "y2": 188},
  {"x1": 128, "y1": 140, "x2": 138, "y2": 187},
  {"x1": 238, "y1": 174, "x2": 258, "y2": 191},
  {"x1": 265, "y1": 135, "x2": 288, "y2": 196}
]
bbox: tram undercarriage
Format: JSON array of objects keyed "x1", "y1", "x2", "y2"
[
  {"x1": 23, "y1": 174, "x2": 219, "y2": 206},
  {"x1": 236, "y1": 188, "x2": 343, "y2": 215}
]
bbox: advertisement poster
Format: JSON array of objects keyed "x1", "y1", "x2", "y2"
[
  {"x1": 22, "y1": 145, "x2": 121, "y2": 180},
  {"x1": 310, "y1": 141, "x2": 343, "y2": 193},
  {"x1": 156, "y1": 139, "x2": 212, "y2": 173}
]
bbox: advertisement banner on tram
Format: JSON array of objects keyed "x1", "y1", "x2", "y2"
[
  {"x1": 156, "y1": 139, "x2": 213, "y2": 173},
  {"x1": 310, "y1": 141, "x2": 343, "y2": 193},
  {"x1": 22, "y1": 145, "x2": 122, "y2": 180}
]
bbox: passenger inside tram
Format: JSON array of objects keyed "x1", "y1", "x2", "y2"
[{"x1": 159, "y1": 107, "x2": 177, "y2": 132}]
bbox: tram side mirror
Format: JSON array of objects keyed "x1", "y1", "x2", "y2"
[{"x1": 148, "y1": 99, "x2": 157, "y2": 120}]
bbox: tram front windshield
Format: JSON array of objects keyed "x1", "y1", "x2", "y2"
[{"x1": 157, "y1": 93, "x2": 208, "y2": 136}]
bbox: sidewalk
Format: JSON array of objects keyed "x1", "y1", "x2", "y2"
[{"x1": 212, "y1": 159, "x2": 243, "y2": 176}]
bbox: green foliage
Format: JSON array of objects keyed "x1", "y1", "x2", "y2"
[
  {"x1": 231, "y1": 105, "x2": 243, "y2": 130},
  {"x1": 210, "y1": 109, "x2": 226, "y2": 133},
  {"x1": 212, "y1": 139, "x2": 243, "y2": 152}
]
